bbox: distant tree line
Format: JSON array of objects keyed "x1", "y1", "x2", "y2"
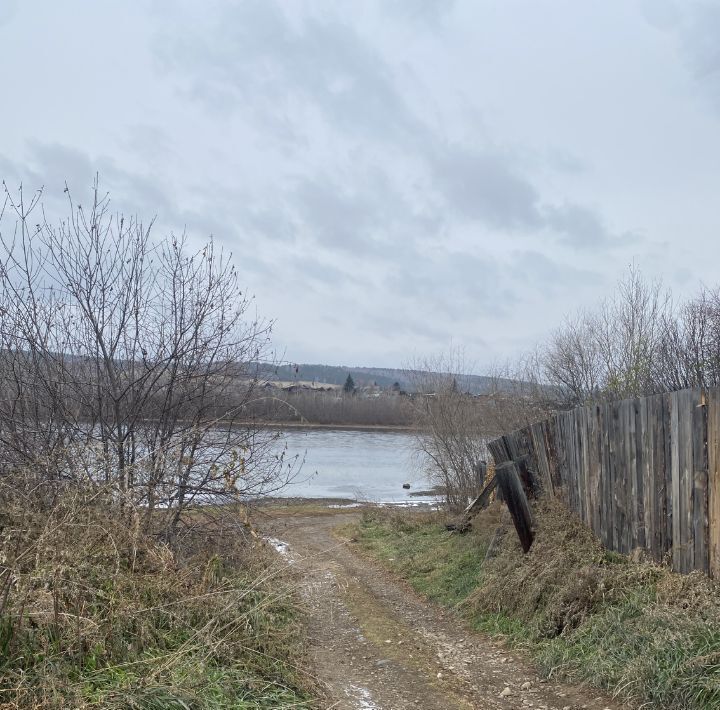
[{"x1": 244, "y1": 388, "x2": 417, "y2": 427}]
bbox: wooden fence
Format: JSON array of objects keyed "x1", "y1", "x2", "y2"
[{"x1": 488, "y1": 387, "x2": 720, "y2": 577}]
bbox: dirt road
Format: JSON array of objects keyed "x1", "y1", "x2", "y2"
[{"x1": 263, "y1": 510, "x2": 624, "y2": 710}]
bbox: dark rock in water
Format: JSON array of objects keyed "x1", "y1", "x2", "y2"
[{"x1": 402, "y1": 483, "x2": 411, "y2": 489}]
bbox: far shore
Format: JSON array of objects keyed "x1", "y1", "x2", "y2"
[{"x1": 242, "y1": 421, "x2": 417, "y2": 433}]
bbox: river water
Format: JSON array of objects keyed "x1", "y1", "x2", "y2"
[{"x1": 274, "y1": 428, "x2": 433, "y2": 504}]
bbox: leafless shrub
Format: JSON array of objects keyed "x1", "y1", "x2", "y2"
[
  {"x1": 406, "y1": 350, "x2": 491, "y2": 510},
  {"x1": 0, "y1": 179, "x2": 297, "y2": 536}
]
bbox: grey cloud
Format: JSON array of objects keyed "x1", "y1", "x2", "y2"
[
  {"x1": 242, "y1": 154, "x2": 447, "y2": 257},
  {"x1": 682, "y1": 4, "x2": 720, "y2": 101},
  {"x1": 158, "y1": 0, "x2": 426, "y2": 148},
  {"x1": 543, "y1": 203, "x2": 620, "y2": 250},
  {"x1": 428, "y1": 146, "x2": 622, "y2": 249},
  {"x1": 5, "y1": 143, "x2": 175, "y2": 224},
  {"x1": 0, "y1": 0, "x2": 17, "y2": 27},
  {"x1": 292, "y1": 171, "x2": 420, "y2": 254},
  {"x1": 294, "y1": 178, "x2": 379, "y2": 252},
  {"x1": 2, "y1": 143, "x2": 94, "y2": 198},
  {"x1": 429, "y1": 145, "x2": 542, "y2": 230},
  {"x1": 122, "y1": 125, "x2": 175, "y2": 165},
  {"x1": 243, "y1": 206, "x2": 296, "y2": 244},
  {"x1": 546, "y1": 149, "x2": 587, "y2": 175},
  {"x1": 384, "y1": 0, "x2": 456, "y2": 28},
  {"x1": 157, "y1": 2, "x2": 635, "y2": 255},
  {"x1": 282, "y1": 253, "x2": 362, "y2": 290},
  {"x1": 1, "y1": 144, "x2": 236, "y2": 257},
  {"x1": 365, "y1": 309, "x2": 460, "y2": 344},
  {"x1": 385, "y1": 249, "x2": 518, "y2": 319},
  {"x1": 514, "y1": 251, "x2": 603, "y2": 293},
  {"x1": 640, "y1": 0, "x2": 681, "y2": 31},
  {"x1": 643, "y1": 2, "x2": 720, "y2": 112}
]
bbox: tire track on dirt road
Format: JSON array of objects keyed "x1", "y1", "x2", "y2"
[{"x1": 263, "y1": 511, "x2": 624, "y2": 710}]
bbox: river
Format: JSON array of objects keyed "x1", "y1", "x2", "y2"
[{"x1": 273, "y1": 428, "x2": 434, "y2": 504}]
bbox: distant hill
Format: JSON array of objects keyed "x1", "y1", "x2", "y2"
[{"x1": 255, "y1": 362, "x2": 519, "y2": 395}]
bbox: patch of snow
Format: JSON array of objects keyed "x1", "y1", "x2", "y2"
[
  {"x1": 264, "y1": 537, "x2": 294, "y2": 563},
  {"x1": 347, "y1": 684, "x2": 379, "y2": 709},
  {"x1": 266, "y1": 537, "x2": 289, "y2": 554},
  {"x1": 327, "y1": 500, "x2": 440, "y2": 510}
]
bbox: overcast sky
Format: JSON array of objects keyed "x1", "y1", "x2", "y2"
[{"x1": 1, "y1": 0, "x2": 719, "y2": 371}]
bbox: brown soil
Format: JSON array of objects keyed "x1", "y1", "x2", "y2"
[{"x1": 262, "y1": 510, "x2": 625, "y2": 710}]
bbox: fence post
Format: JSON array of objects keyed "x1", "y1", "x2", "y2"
[{"x1": 496, "y1": 461, "x2": 535, "y2": 552}]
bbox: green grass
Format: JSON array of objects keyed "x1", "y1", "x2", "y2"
[
  {"x1": 354, "y1": 503, "x2": 720, "y2": 709},
  {"x1": 356, "y1": 510, "x2": 488, "y2": 606}
]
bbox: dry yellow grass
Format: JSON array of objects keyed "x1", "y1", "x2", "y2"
[{"x1": 0, "y1": 481, "x2": 315, "y2": 708}]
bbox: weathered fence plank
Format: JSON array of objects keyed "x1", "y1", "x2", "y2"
[
  {"x1": 708, "y1": 389, "x2": 720, "y2": 578},
  {"x1": 601, "y1": 402, "x2": 612, "y2": 549},
  {"x1": 640, "y1": 396, "x2": 652, "y2": 554},
  {"x1": 588, "y1": 404, "x2": 601, "y2": 537},
  {"x1": 662, "y1": 393, "x2": 673, "y2": 561},
  {"x1": 680, "y1": 389, "x2": 696, "y2": 572},
  {"x1": 634, "y1": 397, "x2": 646, "y2": 551},
  {"x1": 693, "y1": 394, "x2": 709, "y2": 574},
  {"x1": 495, "y1": 461, "x2": 534, "y2": 552},
  {"x1": 670, "y1": 392, "x2": 682, "y2": 570}
]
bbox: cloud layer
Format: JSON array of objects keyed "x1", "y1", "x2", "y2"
[{"x1": 1, "y1": 1, "x2": 719, "y2": 367}]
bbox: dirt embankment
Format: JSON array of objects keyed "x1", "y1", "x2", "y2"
[{"x1": 261, "y1": 509, "x2": 621, "y2": 710}]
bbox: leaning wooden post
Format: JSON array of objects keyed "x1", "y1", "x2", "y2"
[
  {"x1": 450, "y1": 474, "x2": 497, "y2": 533},
  {"x1": 496, "y1": 461, "x2": 535, "y2": 552}
]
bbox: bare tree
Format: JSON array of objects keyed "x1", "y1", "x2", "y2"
[
  {"x1": 540, "y1": 313, "x2": 602, "y2": 407},
  {"x1": 654, "y1": 287, "x2": 720, "y2": 392},
  {"x1": 0, "y1": 179, "x2": 296, "y2": 535},
  {"x1": 538, "y1": 266, "x2": 671, "y2": 406},
  {"x1": 594, "y1": 266, "x2": 669, "y2": 398}
]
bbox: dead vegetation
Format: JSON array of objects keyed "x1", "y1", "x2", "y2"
[{"x1": 0, "y1": 479, "x2": 314, "y2": 709}]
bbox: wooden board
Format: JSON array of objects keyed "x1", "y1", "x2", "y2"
[
  {"x1": 634, "y1": 397, "x2": 646, "y2": 550},
  {"x1": 663, "y1": 392, "x2": 674, "y2": 562},
  {"x1": 680, "y1": 390, "x2": 696, "y2": 572},
  {"x1": 708, "y1": 388, "x2": 720, "y2": 578},
  {"x1": 456, "y1": 475, "x2": 497, "y2": 532},
  {"x1": 640, "y1": 396, "x2": 651, "y2": 554},
  {"x1": 670, "y1": 391, "x2": 681, "y2": 571},
  {"x1": 692, "y1": 393, "x2": 709, "y2": 574}
]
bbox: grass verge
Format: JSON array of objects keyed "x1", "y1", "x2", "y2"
[
  {"x1": 0, "y1": 487, "x2": 315, "y2": 709},
  {"x1": 353, "y1": 501, "x2": 720, "y2": 709}
]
